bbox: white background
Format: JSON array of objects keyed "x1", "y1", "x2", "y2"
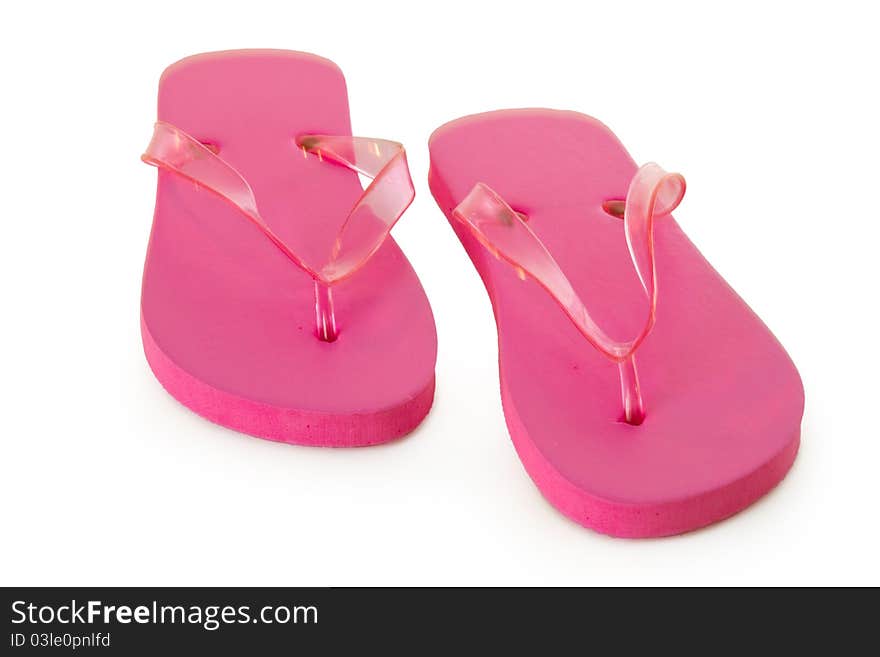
[{"x1": 1, "y1": 0, "x2": 877, "y2": 586}]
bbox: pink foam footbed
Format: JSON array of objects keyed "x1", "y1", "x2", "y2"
[
  {"x1": 141, "y1": 51, "x2": 437, "y2": 446},
  {"x1": 428, "y1": 110, "x2": 804, "y2": 537}
]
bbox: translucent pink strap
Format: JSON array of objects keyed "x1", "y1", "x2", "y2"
[
  {"x1": 142, "y1": 122, "x2": 415, "y2": 342},
  {"x1": 453, "y1": 164, "x2": 685, "y2": 423},
  {"x1": 142, "y1": 122, "x2": 414, "y2": 284},
  {"x1": 295, "y1": 135, "x2": 414, "y2": 283},
  {"x1": 142, "y1": 121, "x2": 313, "y2": 274}
]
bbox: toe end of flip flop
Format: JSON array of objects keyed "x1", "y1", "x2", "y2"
[
  {"x1": 141, "y1": 314, "x2": 435, "y2": 448},
  {"x1": 501, "y1": 379, "x2": 802, "y2": 538}
]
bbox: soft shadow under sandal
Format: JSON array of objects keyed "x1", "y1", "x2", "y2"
[
  {"x1": 141, "y1": 50, "x2": 437, "y2": 446},
  {"x1": 428, "y1": 109, "x2": 803, "y2": 537}
]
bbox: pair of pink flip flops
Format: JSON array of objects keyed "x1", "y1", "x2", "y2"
[{"x1": 141, "y1": 50, "x2": 804, "y2": 538}]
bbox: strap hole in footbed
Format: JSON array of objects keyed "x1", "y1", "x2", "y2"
[
  {"x1": 199, "y1": 141, "x2": 220, "y2": 154},
  {"x1": 513, "y1": 210, "x2": 530, "y2": 223},
  {"x1": 494, "y1": 205, "x2": 530, "y2": 226},
  {"x1": 602, "y1": 199, "x2": 626, "y2": 219}
]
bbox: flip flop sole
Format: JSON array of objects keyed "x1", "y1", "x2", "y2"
[
  {"x1": 429, "y1": 109, "x2": 803, "y2": 537},
  {"x1": 142, "y1": 51, "x2": 437, "y2": 446}
]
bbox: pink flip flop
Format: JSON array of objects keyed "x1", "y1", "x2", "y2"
[
  {"x1": 141, "y1": 50, "x2": 436, "y2": 447},
  {"x1": 428, "y1": 109, "x2": 803, "y2": 537}
]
